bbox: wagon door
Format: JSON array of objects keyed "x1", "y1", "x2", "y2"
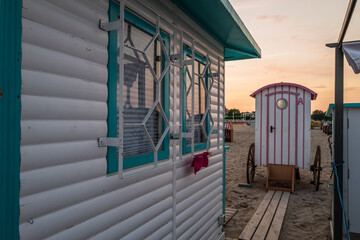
[{"x1": 265, "y1": 86, "x2": 299, "y2": 167}]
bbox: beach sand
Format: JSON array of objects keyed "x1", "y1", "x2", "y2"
[{"x1": 224, "y1": 124, "x2": 332, "y2": 240}]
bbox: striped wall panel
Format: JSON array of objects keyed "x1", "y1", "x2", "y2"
[{"x1": 254, "y1": 84, "x2": 312, "y2": 169}]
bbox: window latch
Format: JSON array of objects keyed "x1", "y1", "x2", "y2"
[
  {"x1": 98, "y1": 137, "x2": 122, "y2": 147},
  {"x1": 170, "y1": 133, "x2": 180, "y2": 139},
  {"x1": 170, "y1": 54, "x2": 180, "y2": 62}
]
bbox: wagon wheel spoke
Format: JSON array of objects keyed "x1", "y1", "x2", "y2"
[
  {"x1": 247, "y1": 143, "x2": 256, "y2": 184},
  {"x1": 311, "y1": 145, "x2": 321, "y2": 191}
]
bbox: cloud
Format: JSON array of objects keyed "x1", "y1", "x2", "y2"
[
  {"x1": 263, "y1": 53, "x2": 290, "y2": 58},
  {"x1": 290, "y1": 35, "x2": 302, "y2": 41},
  {"x1": 263, "y1": 64, "x2": 287, "y2": 73},
  {"x1": 313, "y1": 85, "x2": 327, "y2": 89},
  {"x1": 262, "y1": 63, "x2": 331, "y2": 78},
  {"x1": 226, "y1": 65, "x2": 239, "y2": 69},
  {"x1": 255, "y1": 15, "x2": 287, "y2": 23},
  {"x1": 229, "y1": 0, "x2": 264, "y2": 10},
  {"x1": 345, "y1": 87, "x2": 358, "y2": 92}
]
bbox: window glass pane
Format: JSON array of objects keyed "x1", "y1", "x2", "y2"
[
  {"x1": 185, "y1": 55, "x2": 206, "y2": 145},
  {"x1": 185, "y1": 55, "x2": 192, "y2": 124},
  {"x1": 199, "y1": 63, "x2": 206, "y2": 115},
  {"x1": 118, "y1": 22, "x2": 163, "y2": 158}
]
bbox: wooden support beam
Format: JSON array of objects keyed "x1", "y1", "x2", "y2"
[{"x1": 333, "y1": 46, "x2": 344, "y2": 240}]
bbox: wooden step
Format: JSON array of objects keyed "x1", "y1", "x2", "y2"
[
  {"x1": 238, "y1": 191, "x2": 290, "y2": 240},
  {"x1": 266, "y1": 192, "x2": 290, "y2": 240}
]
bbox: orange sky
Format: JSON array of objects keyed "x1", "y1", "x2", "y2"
[{"x1": 226, "y1": 0, "x2": 360, "y2": 113}]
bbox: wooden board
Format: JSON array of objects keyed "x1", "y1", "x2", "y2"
[
  {"x1": 266, "y1": 165, "x2": 295, "y2": 193},
  {"x1": 239, "y1": 190, "x2": 275, "y2": 240},
  {"x1": 239, "y1": 191, "x2": 290, "y2": 240},
  {"x1": 252, "y1": 191, "x2": 282, "y2": 239},
  {"x1": 225, "y1": 208, "x2": 238, "y2": 225},
  {"x1": 266, "y1": 192, "x2": 290, "y2": 240}
]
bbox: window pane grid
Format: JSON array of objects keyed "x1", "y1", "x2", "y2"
[
  {"x1": 186, "y1": 57, "x2": 207, "y2": 145},
  {"x1": 118, "y1": 21, "x2": 166, "y2": 159}
]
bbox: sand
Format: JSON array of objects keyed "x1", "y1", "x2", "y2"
[{"x1": 224, "y1": 124, "x2": 333, "y2": 240}]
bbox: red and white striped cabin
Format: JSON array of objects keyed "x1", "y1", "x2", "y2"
[{"x1": 250, "y1": 83, "x2": 317, "y2": 169}]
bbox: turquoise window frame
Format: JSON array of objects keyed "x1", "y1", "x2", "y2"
[
  {"x1": 0, "y1": 0, "x2": 22, "y2": 238},
  {"x1": 182, "y1": 45, "x2": 210, "y2": 154},
  {"x1": 107, "y1": 2, "x2": 170, "y2": 173}
]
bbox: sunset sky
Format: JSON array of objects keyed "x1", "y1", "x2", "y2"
[{"x1": 226, "y1": 0, "x2": 360, "y2": 113}]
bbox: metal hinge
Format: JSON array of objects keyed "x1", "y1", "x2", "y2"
[
  {"x1": 98, "y1": 137, "x2": 122, "y2": 147},
  {"x1": 99, "y1": 19, "x2": 122, "y2": 31},
  {"x1": 218, "y1": 214, "x2": 225, "y2": 225}
]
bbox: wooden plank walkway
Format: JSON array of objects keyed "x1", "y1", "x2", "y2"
[
  {"x1": 238, "y1": 191, "x2": 290, "y2": 240},
  {"x1": 225, "y1": 208, "x2": 238, "y2": 225}
]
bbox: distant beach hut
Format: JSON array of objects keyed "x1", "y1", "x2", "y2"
[{"x1": 248, "y1": 83, "x2": 318, "y2": 192}]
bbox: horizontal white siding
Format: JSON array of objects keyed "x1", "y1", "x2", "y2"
[
  {"x1": 20, "y1": 0, "x2": 226, "y2": 239},
  {"x1": 22, "y1": 69, "x2": 107, "y2": 101},
  {"x1": 21, "y1": 120, "x2": 107, "y2": 145},
  {"x1": 20, "y1": 140, "x2": 105, "y2": 171}
]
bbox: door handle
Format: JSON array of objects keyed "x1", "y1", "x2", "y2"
[{"x1": 270, "y1": 126, "x2": 275, "y2": 133}]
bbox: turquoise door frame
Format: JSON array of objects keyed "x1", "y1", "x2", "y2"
[{"x1": 0, "y1": 0, "x2": 22, "y2": 239}]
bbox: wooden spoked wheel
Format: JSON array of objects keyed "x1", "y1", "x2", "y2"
[
  {"x1": 311, "y1": 145, "x2": 322, "y2": 191},
  {"x1": 247, "y1": 143, "x2": 256, "y2": 184}
]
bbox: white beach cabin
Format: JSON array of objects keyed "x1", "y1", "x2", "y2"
[
  {"x1": 0, "y1": 0, "x2": 261, "y2": 239},
  {"x1": 250, "y1": 83, "x2": 317, "y2": 169},
  {"x1": 327, "y1": 103, "x2": 360, "y2": 238}
]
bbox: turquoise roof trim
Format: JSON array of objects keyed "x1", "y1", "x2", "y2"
[
  {"x1": 326, "y1": 103, "x2": 360, "y2": 116},
  {"x1": 171, "y1": 0, "x2": 261, "y2": 61}
]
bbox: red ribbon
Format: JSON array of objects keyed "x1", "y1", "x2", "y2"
[{"x1": 191, "y1": 152, "x2": 211, "y2": 174}]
